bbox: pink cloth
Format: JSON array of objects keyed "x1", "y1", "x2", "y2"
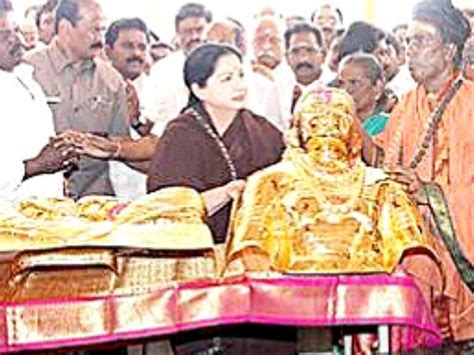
[{"x1": 0, "y1": 274, "x2": 441, "y2": 353}]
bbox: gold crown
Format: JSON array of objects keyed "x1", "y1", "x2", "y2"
[{"x1": 294, "y1": 86, "x2": 355, "y2": 119}]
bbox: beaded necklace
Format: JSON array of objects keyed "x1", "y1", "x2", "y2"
[
  {"x1": 187, "y1": 107, "x2": 238, "y2": 181},
  {"x1": 409, "y1": 77, "x2": 463, "y2": 169},
  {"x1": 386, "y1": 76, "x2": 463, "y2": 169}
]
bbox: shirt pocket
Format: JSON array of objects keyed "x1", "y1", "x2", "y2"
[{"x1": 73, "y1": 94, "x2": 115, "y2": 133}]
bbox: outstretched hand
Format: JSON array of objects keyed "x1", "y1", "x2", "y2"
[
  {"x1": 25, "y1": 138, "x2": 77, "y2": 178},
  {"x1": 54, "y1": 130, "x2": 121, "y2": 160}
]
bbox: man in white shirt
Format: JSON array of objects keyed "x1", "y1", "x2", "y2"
[
  {"x1": 384, "y1": 33, "x2": 415, "y2": 99},
  {"x1": 283, "y1": 23, "x2": 326, "y2": 122},
  {"x1": 0, "y1": 0, "x2": 69, "y2": 198},
  {"x1": 104, "y1": 17, "x2": 153, "y2": 199},
  {"x1": 142, "y1": 3, "x2": 212, "y2": 136},
  {"x1": 310, "y1": 3, "x2": 344, "y2": 52},
  {"x1": 251, "y1": 15, "x2": 296, "y2": 129}
]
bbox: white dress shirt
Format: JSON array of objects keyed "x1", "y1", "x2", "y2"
[
  {"x1": 143, "y1": 51, "x2": 188, "y2": 137},
  {"x1": 273, "y1": 62, "x2": 324, "y2": 131},
  {"x1": 387, "y1": 65, "x2": 416, "y2": 99},
  {"x1": 245, "y1": 67, "x2": 285, "y2": 131},
  {"x1": 0, "y1": 64, "x2": 63, "y2": 199},
  {"x1": 109, "y1": 73, "x2": 149, "y2": 200}
]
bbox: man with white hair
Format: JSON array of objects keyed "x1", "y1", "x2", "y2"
[{"x1": 251, "y1": 14, "x2": 296, "y2": 127}]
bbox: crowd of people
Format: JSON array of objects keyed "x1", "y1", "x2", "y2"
[{"x1": 1, "y1": 0, "x2": 474, "y2": 352}]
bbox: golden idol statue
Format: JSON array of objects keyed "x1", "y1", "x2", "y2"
[{"x1": 227, "y1": 87, "x2": 435, "y2": 274}]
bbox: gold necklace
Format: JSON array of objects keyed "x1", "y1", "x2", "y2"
[{"x1": 289, "y1": 150, "x2": 366, "y2": 223}]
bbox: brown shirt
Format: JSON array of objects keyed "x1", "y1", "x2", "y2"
[
  {"x1": 147, "y1": 105, "x2": 285, "y2": 243},
  {"x1": 26, "y1": 40, "x2": 129, "y2": 198}
]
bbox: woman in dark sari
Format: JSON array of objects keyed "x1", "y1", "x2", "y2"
[
  {"x1": 147, "y1": 43, "x2": 284, "y2": 244},
  {"x1": 147, "y1": 43, "x2": 294, "y2": 355}
]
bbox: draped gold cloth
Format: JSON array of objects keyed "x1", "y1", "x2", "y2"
[
  {"x1": 0, "y1": 187, "x2": 214, "y2": 252},
  {"x1": 227, "y1": 87, "x2": 436, "y2": 274},
  {"x1": 0, "y1": 187, "x2": 219, "y2": 304}
]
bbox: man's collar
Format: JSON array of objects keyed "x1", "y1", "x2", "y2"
[{"x1": 48, "y1": 38, "x2": 95, "y2": 73}]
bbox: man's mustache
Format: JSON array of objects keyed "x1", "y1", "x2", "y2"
[
  {"x1": 126, "y1": 56, "x2": 144, "y2": 65},
  {"x1": 257, "y1": 50, "x2": 275, "y2": 59},
  {"x1": 187, "y1": 39, "x2": 201, "y2": 49},
  {"x1": 296, "y1": 62, "x2": 315, "y2": 71},
  {"x1": 90, "y1": 42, "x2": 103, "y2": 50}
]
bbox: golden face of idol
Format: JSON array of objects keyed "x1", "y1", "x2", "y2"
[{"x1": 295, "y1": 88, "x2": 355, "y2": 150}]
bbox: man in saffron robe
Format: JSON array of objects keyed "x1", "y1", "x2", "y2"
[{"x1": 384, "y1": 0, "x2": 474, "y2": 343}]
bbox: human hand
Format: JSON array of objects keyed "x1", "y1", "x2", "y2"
[
  {"x1": 28, "y1": 140, "x2": 74, "y2": 176},
  {"x1": 55, "y1": 131, "x2": 120, "y2": 160},
  {"x1": 77, "y1": 134, "x2": 121, "y2": 160},
  {"x1": 388, "y1": 167, "x2": 427, "y2": 204},
  {"x1": 251, "y1": 60, "x2": 274, "y2": 81}
]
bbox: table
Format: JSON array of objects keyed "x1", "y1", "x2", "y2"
[{"x1": 0, "y1": 273, "x2": 442, "y2": 353}]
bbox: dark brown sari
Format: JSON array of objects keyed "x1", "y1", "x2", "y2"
[{"x1": 147, "y1": 103, "x2": 284, "y2": 244}]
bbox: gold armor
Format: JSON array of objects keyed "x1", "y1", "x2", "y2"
[{"x1": 227, "y1": 87, "x2": 435, "y2": 274}]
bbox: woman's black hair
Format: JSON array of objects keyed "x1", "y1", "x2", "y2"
[{"x1": 183, "y1": 43, "x2": 243, "y2": 109}]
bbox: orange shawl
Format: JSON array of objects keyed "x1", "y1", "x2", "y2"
[{"x1": 384, "y1": 80, "x2": 474, "y2": 265}]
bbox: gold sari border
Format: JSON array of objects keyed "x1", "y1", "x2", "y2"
[{"x1": 0, "y1": 273, "x2": 442, "y2": 353}]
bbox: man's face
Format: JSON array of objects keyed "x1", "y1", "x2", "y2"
[
  {"x1": 286, "y1": 31, "x2": 324, "y2": 86},
  {"x1": 38, "y1": 10, "x2": 54, "y2": 44},
  {"x1": 106, "y1": 29, "x2": 147, "y2": 80},
  {"x1": 0, "y1": 12, "x2": 24, "y2": 71},
  {"x1": 177, "y1": 16, "x2": 207, "y2": 55},
  {"x1": 373, "y1": 39, "x2": 398, "y2": 81},
  {"x1": 64, "y1": 1, "x2": 105, "y2": 60},
  {"x1": 313, "y1": 5, "x2": 340, "y2": 49},
  {"x1": 252, "y1": 19, "x2": 282, "y2": 70},
  {"x1": 204, "y1": 21, "x2": 247, "y2": 55},
  {"x1": 406, "y1": 20, "x2": 451, "y2": 86},
  {"x1": 205, "y1": 22, "x2": 237, "y2": 47},
  {"x1": 393, "y1": 27, "x2": 407, "y2": 46}
]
